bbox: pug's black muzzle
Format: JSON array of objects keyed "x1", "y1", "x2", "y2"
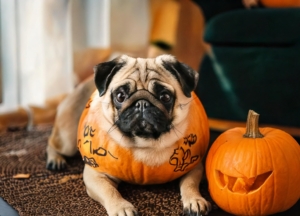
[{"x1": 116, "y1": 90, "x2": 172, "y2": 139}]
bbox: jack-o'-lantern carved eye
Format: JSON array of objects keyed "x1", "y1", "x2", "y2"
[{"x1": 215, "y1": 170, "x2": 273, "y2": 194}]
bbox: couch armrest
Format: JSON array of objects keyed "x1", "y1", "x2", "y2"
[{"x1": 204, "y1": 8, "x2": 300, "y2": 45}]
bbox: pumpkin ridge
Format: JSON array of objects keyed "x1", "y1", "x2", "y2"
[
  {"x1": 271, "y1": 135, "x2": 295, "y2": 212},
  {"x1": 264, "y1": 137, "x2": 276, "y2": 212},
  {"x1": 245, "y1": 187, "x2": 251, "y2": 214},
  {"x1": 268, "y1": 132, "x2": 300, "y2": 207},
  {"x1": 254, "y1": 137, "x2": 258, "y2": 186},
  {"x1": 232, "y1": 138, "x2": 246, "y2": 177},
  {"x1": 259, "y1": 181, "x2": 262, "y2": 216},
  {"x1": 206, "y1": 135, "x2": 228, "y2": 177},
  {"x1": 255, "y1": 139, "x2": 263, "y2": 212},
  {"x1": 226, "y1": 179, "x2": 232, "y2": 214}
]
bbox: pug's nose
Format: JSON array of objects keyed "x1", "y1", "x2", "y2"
[{"x1": 135, "y1": 100, "x2": 150, "y2": 112}]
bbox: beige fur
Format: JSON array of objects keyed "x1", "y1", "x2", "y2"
[
  {"x1": 46, "y1": 55, "x2": 211, "y2": 216},
  {"x1": 47, "y1": 77, "x2": 95, "y2": 169}
]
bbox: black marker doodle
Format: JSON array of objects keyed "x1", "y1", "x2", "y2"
[
  {"x1": 83, "y1": 125, "x2": 96, "y2": 137},
  {"x1": 184, "y1": 134, "x2": 197, "y2": 147},
  {"x1": 83, "y1": 156, "x2": 99, "y2": 168},
  {"x1": 108, "y1": 151, "x2": 118, "y2": 159},
  {"x1": 84, "y1": 125, "x2": 89, "y2": 137},
  {"x1": 93, "y1": 147, "x2": 107, "y2": 156},
  {"x1": 90, "y1": 128, "x2": 96, "y2": 137},
  {"x1": 84, "y1": 140, "x2": 93, "y2": 154},
  {"x1": 81, "y1": 123, "x2": 118, "y2": 160},
  {"x1": 169, "y1": 147, "x2": 199, "y2": 172}
]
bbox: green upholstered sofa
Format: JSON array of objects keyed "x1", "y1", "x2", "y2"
[{"x1": 196, "y1": 8, "x2": 300, "y2": 132}]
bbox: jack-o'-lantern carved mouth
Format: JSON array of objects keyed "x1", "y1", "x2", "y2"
[{"x1": 215, "y1": 170, "x2": 273, "y2": 194}]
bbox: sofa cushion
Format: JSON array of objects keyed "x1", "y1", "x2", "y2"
[{"x1": 204, "y1": 8, "x2": 300, "y2": 45}]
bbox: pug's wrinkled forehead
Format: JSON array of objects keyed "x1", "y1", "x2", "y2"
[
  {"x1": 114, "y1": 55, "x2": 168, "y2": 81},
  {"x1": 94, "y1": 55, "x2": 199, "y2": 98}
]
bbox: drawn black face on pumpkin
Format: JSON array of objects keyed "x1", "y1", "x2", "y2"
[{"x1": 215, "y1": 170, "x2": 273, "y2": 194}]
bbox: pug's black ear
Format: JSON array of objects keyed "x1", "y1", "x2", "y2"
[
  {"x1": 94, "y1": 58, "x2": 125, "y2": 97},
  {"x1": 162, "y1": 60, "x2": 199, "y2": 98}
]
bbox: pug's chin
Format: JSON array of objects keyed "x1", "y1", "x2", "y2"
[
  {"x1": 120, "y1": 125, "x2": 170, "y2": 140},
  {"x1": 117, "y1": 117, "x2": 171, "y2": 140},
  {"x1": 132, "y1": 132, "x2": 160, "y2": 139}
]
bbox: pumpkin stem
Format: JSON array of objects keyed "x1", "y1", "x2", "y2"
[{"x1": 243, "y1": 110, "x2": 264, "y2": 138}]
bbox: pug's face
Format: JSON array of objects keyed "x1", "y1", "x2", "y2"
[
  {"x1": 112, "y1": 86, "x2": 173, "y2": 139},
  {"x1": 93, "y1": 55, "x2": 198, "y2": 145}
]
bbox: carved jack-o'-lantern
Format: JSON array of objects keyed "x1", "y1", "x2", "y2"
[{"x1": 206, "y1": 110, "x2": 300, "y2": 215}]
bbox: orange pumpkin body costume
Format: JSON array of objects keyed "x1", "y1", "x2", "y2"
[{"x1": 77, "y1": 91, "x2": 209, "y2": 185}]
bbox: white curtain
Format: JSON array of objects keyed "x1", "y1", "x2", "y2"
[
  {"x1": 0, "y1": 0, "x2": 19, "y2": 111},
  {"x1": 0, "y1": 0, "x2": 73, "y2": 111},
  {"x1": 0, "y1": 0, "x2": 150, "y2": 112},
  {"x1": 18, "y1": 0, "x2": 74, "y2": 106}
]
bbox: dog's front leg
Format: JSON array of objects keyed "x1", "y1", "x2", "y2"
[
  {"x1": 83, "y1": 165, "x2": 138, "y2": 216},
  {"x1": 180, "y1": 162, "x2": 211, "y2": 216}
]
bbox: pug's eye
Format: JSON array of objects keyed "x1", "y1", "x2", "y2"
[
  {"x1": 116, "y1": 92, "x2": 126, "y2": 103},
  {"x1": 160, "y1": 93, "x2": 171, "y2": 103}
]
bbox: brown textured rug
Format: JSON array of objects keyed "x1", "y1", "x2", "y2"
[
  {"x1": 0, "y1": 125, "x2": 219, "y2": 216},
  {"x1": 0, "y1": 125, "x2": 298, "y2": 216}
]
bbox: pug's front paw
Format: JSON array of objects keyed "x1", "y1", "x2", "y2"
[
  {"x1": 46, "y1": 153, "x2": 66, "y2": 170},
  {"x1": 107, "y1": 201, "x2": 138, "y2": 216},
  {"x1": 182, "y1": 196, "x2": 211, "y2": 216},
  {"x1": 46, "y1": 146, "x2": 66, "y2": 170}
]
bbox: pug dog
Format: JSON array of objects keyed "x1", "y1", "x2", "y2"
[{"x1": 47, "y1": 55, "x2": 211, "y2": 216}]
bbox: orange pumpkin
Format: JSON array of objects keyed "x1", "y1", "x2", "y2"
[
  {"x1": 261, "y1": 0, "x2": 300, "y2": 7},
  {"x1": 206, "y1": 110, "x2": 300, "y2": 215},
  {"x1": 77, "y1": 91, "x2": 209, "y2": 185}
]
